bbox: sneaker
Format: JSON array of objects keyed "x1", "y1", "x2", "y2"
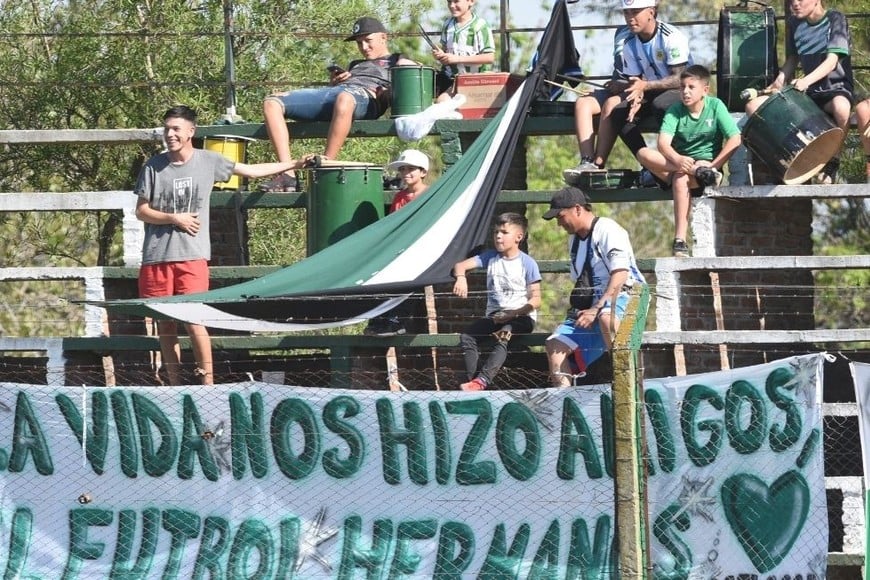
[
  {"x1": 814, "y1": 157, "x2": 839, "y2": 185},
  {"x1": 562, "y1": 158, "x2": 603, "y2": 184},
  {"x1": 364, "y1": 318, "x2": 406, "y2": 337},
  {"x1": 460, "y1": 377, "x2": 487, "y2": 391},
  {"x1": 258, "y1": 172, "x2": 298, "y2": 192},
  {"x1": 672, "y1": 238, "x2": 689, "y2": 258},
  {"x1": 694, "y1": 166, "x2": 723, "y2": 188}
]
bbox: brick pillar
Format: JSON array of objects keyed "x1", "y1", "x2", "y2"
[{"x1": 671, "y1": 198, "x2": 815, "y2": 374}]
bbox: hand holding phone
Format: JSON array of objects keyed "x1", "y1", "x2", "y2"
[{"x1": 327, "y1": 64, "x2": 346, "y2": 75}]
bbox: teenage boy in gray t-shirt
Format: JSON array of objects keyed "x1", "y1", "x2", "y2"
[{"x1": 135, "y1": 105, "x2": 296, "y2": 385}]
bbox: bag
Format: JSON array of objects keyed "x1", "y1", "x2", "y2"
[
  {"x1": 568, "y1": 217, "x2": 598, "y2": 311},
  {"x1": 569, "y1": 271, "x2": 594, "y2": 310}
]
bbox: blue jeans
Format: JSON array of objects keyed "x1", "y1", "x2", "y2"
[{"x1": 270, "y1": 85, "x2": 382, "y2": 121}]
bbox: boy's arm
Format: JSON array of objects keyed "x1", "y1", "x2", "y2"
[
  {"x1": 792, "y1": 53, "x2": 840, "y2": 92},
  {"x1": 769, "y1": 56, "x2": 797, "y2": 90},
  {"x1": 657, "y1": 132, "x2": 690, "y2": 172},
  {"x1": 709, "y1": 134, "x2": 742, "y2": 170},
  {"x1": 492, "y1": 281, "x2": 541, "y2": 323},
  {"x1": 433, "y1": 51, "x2": 494, "y2": 68},
  {"x1": 526, "y1": 281, "x2": 542, "y2": 311},
  {"x1": 452, "y1": 257, "x2": 479, "y2": 298},
  {"x1": 640, "y1": 63, "x2": 687, "y2": 92},
  {"x1": 708, "y1": 100, "x2": 742, "y2": 169},
  {"x1": 233, "y1": 161, "x2": 299, "y2": 178}
]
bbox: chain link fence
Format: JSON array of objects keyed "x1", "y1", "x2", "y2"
[{"x1": 0, "y1": 352, "x2": 856, "y2": 577}]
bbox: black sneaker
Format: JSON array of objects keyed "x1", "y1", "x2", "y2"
[
  {"x1": 373, "y1": 320, "x2": 406, "y2": 337},
  {"x1": 365, "y1": 317, "x2": 406, "y2": 337},
  {"x1": 672, "y1": 238, "x2": 689, "y2": 258},
  {"x1": 694, "y1": 166, "x2": 723, "y2": 188}
]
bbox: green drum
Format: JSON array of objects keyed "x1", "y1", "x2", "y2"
[
  {"x1": 306, "y1": 164, "x2": 385, "y2": 255},
  {"x1": 742, "y1": 87, "x2": 844, "y2": 185},
  {"x1": 716, "y1": 6, "x2": 777, "y2": 112},
  {"x1": 390, "y1": 65, "x2": 435, "y2": 117}
]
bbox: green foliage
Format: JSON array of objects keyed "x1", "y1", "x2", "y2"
[
  {"x1": 0, "y1": 0, "x2": 866, "y2": 341},
  {"x1": 0, "y1": 0, "x2": 435, "y2": 336}
]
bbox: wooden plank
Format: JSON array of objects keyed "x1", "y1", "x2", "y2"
[
  {"x1": 709, "y1": 272, "x2": 730, "y2": 370},
  {"x1": 385, "y1": 346, "x2": 404, "y2": 392},
  {"x1": 12, "y1": 253, "x2": 866, "y2": 284},
  {"x1": 1, "y1": 187, "x2": 865, "y2": 216},
  {"x1": 424, "y1": 285, "x2": 441, "y2": 390},
  {"x1": 0, "y1": 191, "x2": 138, "y2": 212},
  {"x1": 707, "y1": 183, "x2": 869, "y2": 199},
  {"x1": 60, "y1": 333, "x2": 517, "y2": 352},
  {"x1": 644, "y1": 328, "x2": 870, "y2": 344},
  {"x1": 0, "y1": 128, "x2": 164, "y2": 144},
  {"x1": 657, "y1": 254, "x2": 870, "y2": 271},
  {"x1": 0, "y1": 113, "x2": 664, "y2": 146}
]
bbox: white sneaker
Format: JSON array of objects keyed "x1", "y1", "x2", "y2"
[{"x1": 563, "y1": 159, "x2": 603, "y2": 184}]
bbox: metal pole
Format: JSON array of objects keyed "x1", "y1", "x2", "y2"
[
  {"x1": 222, "y1": 0, "x2": 237, "y2": 121},
  {"x1": 500, "y1": 0, "x2": 510, "y2": 72}
]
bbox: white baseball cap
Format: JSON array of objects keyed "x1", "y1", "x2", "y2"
[
  {"x1": 621, "y1": 0, "x2": 656, "y2": 9},
  {"x1": 387, "y1": 149, "x2": 429, "y2": 172}
]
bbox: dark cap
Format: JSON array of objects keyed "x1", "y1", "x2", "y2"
[
  {"x1": 345, "y1": 17, "x2": 388, "y2": 41},
  {"x1": 542, "y1": 186, "x2": 591, "y2": 220}
]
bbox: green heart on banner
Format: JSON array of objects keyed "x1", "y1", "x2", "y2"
[{"x1": 720, "y1": 470, "x2": 810, "y2": 573}]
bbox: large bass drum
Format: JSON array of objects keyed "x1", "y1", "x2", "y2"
[{"x1": 742, "y1": 87, "x2": 844, "y2": 184}]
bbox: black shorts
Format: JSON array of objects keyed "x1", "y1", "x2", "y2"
[{"x1": 808, "y1": 89, "x2": 854, "y2": 109}]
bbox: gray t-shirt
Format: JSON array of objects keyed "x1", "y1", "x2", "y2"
[{"x1": 134, "y1": 149, "x2": 234, "y2": 265}]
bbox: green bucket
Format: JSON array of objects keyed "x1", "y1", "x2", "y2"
[
  {"x1": 390, "y1": 65, "x2": 435, "y2": 118},
  {"x1": 306, "y1": 164, "x2": 385, "y2": 255}
]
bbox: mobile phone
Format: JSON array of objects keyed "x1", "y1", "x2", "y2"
[{"x1": 327, "y1": 64, "x2": 346, "y2": 75}]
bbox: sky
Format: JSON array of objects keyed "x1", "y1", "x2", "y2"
[
  {"x1": 427, "y1": 1, "x2": 717, "y2": 77},
  {"x1": 427, "y1": 1, "x2": 624, "y2": 77}
]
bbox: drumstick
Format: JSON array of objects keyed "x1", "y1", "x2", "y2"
[
  {"x1": 740, "y1": 87, "x2": 776, "y2": 101},
  {"x1": 303, "y1": 156, "x2": 376, "y2": 169},
  {"x1": 543, "y1": 79, "x2": 591, "y2": 97},
  {"x1": 417, "y1": 24, "x2": 440, "y2": 52},
  {"x1": 556, "y1": 73, "x2": 608, "y2": 90}
]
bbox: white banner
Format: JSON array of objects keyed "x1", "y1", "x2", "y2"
[
  {"x1": 646, "y1": 354, "x2": 828, "y2": 579},
  {"x1": 853, "y1": 361, "x2": 870, "y2": 493},
  {"x1": 0, "y1": 354, "x2": 827, "y2": 578}
]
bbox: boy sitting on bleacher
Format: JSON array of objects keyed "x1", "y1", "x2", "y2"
[
  {"x1": 604, "y1": 0, "x2": 692, "y2": 184},
  {"x1": 744, "y1": 0, "x2": 853, "y2": 185},
  {"x1": 637, "y1": 65, "x2": 741, "y2": 257}
]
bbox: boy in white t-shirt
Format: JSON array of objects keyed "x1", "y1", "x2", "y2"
[{"x1": 452, "y1": 212, "x2": 542, "y2": 391}]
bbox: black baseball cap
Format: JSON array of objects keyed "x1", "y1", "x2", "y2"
[
  {"x1": 345, "y1": 17, "x2": 388, "y2": 41},
  {"x1": 542, "y1": 186, "x2": 591, "y2": 220}
]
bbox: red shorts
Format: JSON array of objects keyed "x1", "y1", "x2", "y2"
[{"x1": 138, "y1": 260, "x2": 209, "y2": 298}]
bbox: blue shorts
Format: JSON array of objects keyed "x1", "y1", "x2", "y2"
[
  {"x1": 268, "y1": 85, "x2": 382, "y2": 121},
  {"x1": 591, "y1": 88, "x2": 616, "y2": 106},
  {"x1": 548, "y1": 290, "x2": 631, "y2": 373}
]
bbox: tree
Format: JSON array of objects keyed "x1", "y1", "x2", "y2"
[{"x1": 0, "y1": 0, "x2": 434, "y2": 335}]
